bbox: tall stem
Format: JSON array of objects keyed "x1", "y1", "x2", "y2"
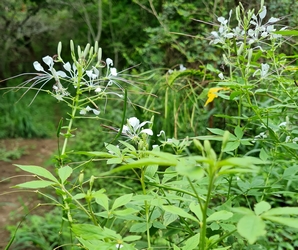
[
  {"x1": 60, "y1": 67, "x2": 83, "y2": 162},
  {"x1": 140, "y1": 167, "x2": 151, "y2": 249},
  {"x1": 199, "y1": 174, "x2": 215, "y2": 250}
]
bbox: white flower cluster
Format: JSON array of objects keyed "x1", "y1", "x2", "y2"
[
  {"x1": 252, "y1": 120, "x2": 298, "y2": 144},
  {"x1": 33, "y1": 56, "x2": 120, "y2": 115},
  {"x1": 210, "y1": 6, "x2": 284, "y2": 46}
]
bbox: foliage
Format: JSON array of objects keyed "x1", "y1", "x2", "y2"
[
  {"x1": 3, "y1": 0, "x2": 298, "y2": 250},
  {"x1": 7, "y1": 208, "x2": 74, "y2": 250},
  {"x1": 0, "y1": 143, "x2": 25, "y2": 162},
  {"x1": 0, "y1": 89, "x2": 57, "y2": 138}
]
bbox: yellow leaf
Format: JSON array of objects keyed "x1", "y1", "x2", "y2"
[{"x1": 204, "y1": 87, "x2": 229, "y2": 106}]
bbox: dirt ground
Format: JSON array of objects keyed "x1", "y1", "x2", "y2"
[{"x1": 0, "y1": 138, "x2": 57, "y2": 248}]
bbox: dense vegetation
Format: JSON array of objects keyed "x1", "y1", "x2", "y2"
[{"x1": 1, "y1": 0, "x2": 298, "y2": 249}]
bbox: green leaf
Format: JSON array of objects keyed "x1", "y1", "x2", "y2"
[
  {"x1": 112, "y1": 193, "x2": 133, "y2": 210},
  {"x1": 207, "y1": 128, "x2": 226, "y2": 136},
  {"x1": 259, "y1": 148, "x2": 269, "y2": 161},
  {"x1": 15, "y1": 180, "x2": 55, "y2": 189},
  {"x1": 162, "y1": 205, "x2": 198, "y2": 222},
  {"x1": 223, "y1": 141, "x2": 240, "y2": 152},
  {"x1": 130, "y1": 222, "x2": 151, "y2": 233},
  {"x1": 119, "y1": 140, "x2": 137, "y2": 152},
  {"x1": 176, "y1": 158, "x2": 204, "y2": 180},
  {"x1": 163, "y1": 211, "x2": 178, "y2": 226},
  {"x1": 145, "y1": 164, "x2": 158, "y2": 178},
  {"x1": 15, "y1": 165, "x2": 58, "y2": 183},
  {"x1": 234, "y1": 126, "x2": 243, "y2": 139},
  {"x1": 106, "y1": 144, "x2": 121, "y2": 156},
  {"x1": 108, "y1": 156, "x2": 177, "y2": 174},
  {"x1": 123, "y1": 235, "x2": 142, "y2": 242},
  {"x1": 262, "y1": 207, "x2": 298, "y2": 216},
  {"x1": 262, "y1": 216, "x2": 298, "y2": 229},
  {"x1": 281, "y1": 143, "x2": 298, "y2": 150},
  {"x1": 58, "y1": 165, "x2": 72, "y2": 183},
  {"x1": 72, "y1": 224, "x2": 103, "y2": 240},
  {"x1": 189, "y1": 202, "x2": 203, "y2": 221},
  {"x1": 107, "y1": 157, "x2": 123, "y2": 164},
  {"x1": 182, "y1": 233, "x2": 200, "y2": 250},
  {"x1": 206, "y1": 210, "x2": 233, "y2": 222},
  {"x1": 113, "y1": 208, "x2": 139, "y2": 217},
  {"x1": 274, "y1": 30, "x2": 298, "y2": 36},
  {"x1": 73, "y1": 151, "x2": 115, "y2": 158},
  {"x1": 254, "y1": 201, "x2": 271, "y2": 216},
  {"x1": 237, "y1": 215, "x2": 266, "y2": 244},
  {"x1": 282, "y1": 166, "x2": 298, "y2": 180},
  {"x1": 95, "y1": 193, "x2": 109, "y2": 211},
  {"x1": 231, "y1": 207, "x2": 255, "y2": 215}
]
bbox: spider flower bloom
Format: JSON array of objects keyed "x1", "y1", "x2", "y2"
[
  {"x1": 204, "y1": 87, "x2": 229, "y2": 106},
  {"x1": 121, "y1": 117, "x2": 153, "y2": 139}
]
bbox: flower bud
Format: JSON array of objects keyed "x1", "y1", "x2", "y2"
[
  {"x1": 88, "y1": 46, "x2": 94, "y2": 60},
  {"x1": 70, "y1": 40, "x2": 75, "y2": 54},
  {"x1": 77, "y1": 45, "x2": 82, "y2": 59},
  {"x1": 57, "y1": 41, "x2": 62, "y2": 59},
  {"x1": 89, "y1": 175, "x2": 95, "y2": 190},
  {"x1": 194, "y1": 139, "x2": 204, "y2": 153},
  {"x1": 94, "y1": 41, "x2": 98, "y2": 54},
  {"x1": 222, "y1": 130, "x2": 230, "y2": 150},
  {"x1": 97, "y1": 48, "x2": 102, "y2": 65},
  {"x1": 83, "y1": 43, "x2": 90, "y2": 59},
  {"x1": 79, "y1": 172, "x2": 84, "y2": 185}
]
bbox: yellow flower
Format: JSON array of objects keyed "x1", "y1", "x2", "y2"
[{"x1": 204, "y1": 87, "x2": 229, "y2": 106}]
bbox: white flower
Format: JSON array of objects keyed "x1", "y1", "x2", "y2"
[
  {"x1": 116, "y1": 244, "x2": 123, "y2": 249},
  {"x1": 179, "y1": 64, "x2": 186, "y2": 71},
  {"x1": 95, "y1": 87, "x2": 102, "y2": 93},
  {"x1": 252, "y1": 131, "x2": 267, "y2": 143},
  {"x1": 278, "y1": 122, "x2": 287, "y2": 127},
  {"x1": 32, "y1": 56, "x2": 69, "y2": 102},
  {"x1": 121, "y1": 117, "x2": 153, "y2": 139},
  {"x1": 80, "y1": 105, "x2": 100, "y2": 115},
  {"x1": 218, "y1": 72, "x2": 224, "y2": 80},
  {"x1": 106, "y1": 58, "x2": 113, "y2": 67},
  {"x1": 110, "y1": 68, "x2": 117, "y2": 76}
]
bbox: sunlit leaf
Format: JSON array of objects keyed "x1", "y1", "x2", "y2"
[
  {"x1": 15, "y1": 165, "x2": 58, "y2": 183},
  {"x1": 254, "y1": 201, "x2": 271, "y2": 216},
  {"x1": 206, "y1": 210, "x2": 233, "y2": 222},
  {"x1": 237, "y1": 215, "x2": 266, "y2": 244},
  {"x1": 58, "y1": 165, "x2": 72, "y2": 183},
  {"x1": 15, "y1": 180, "x2": 55, "y2": 189}
]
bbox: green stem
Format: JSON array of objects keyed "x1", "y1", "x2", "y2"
[
  {"x1": 140, "y1": 167, "x2": 151, "y2": 249},
  {"x1": 60, "y1": 66, "x2": 83, "y2": 162},
  {"x1": 199, "y1": 174, "x2": 215, "y2": 250}
]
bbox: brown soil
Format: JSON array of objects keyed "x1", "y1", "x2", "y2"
[{"x1": 0, "y1": 138, "x2": 57, "y2": 248}]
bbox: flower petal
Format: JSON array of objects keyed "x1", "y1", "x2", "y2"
[
  {"x1": 92, "y1": 109, "x2": 100, "y2": 115},
  {"x1": 63, "y1": 62, "x2": 71, "y2": 72},
  {"x1": 33, "y1": 61, "x2": 44, "y2": 71},
  {"x1": 128, "y1": 117, "x2": 140, "y2": 130},
  {"x1": 110, "y1": 67, "x2": 117, "y2": 76},
  {"x1": 106, "y1": 58, "x2": 113, "y2": 67},
  {"x1": 56, "y1": 70, "x2": 67, "y2": 78},
  {"x1": 140, "y1": 129, "x2": 153, "y2": 136},
  {"x1": 42, "y1": 56, "x2": 54, "y2": 68}
]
